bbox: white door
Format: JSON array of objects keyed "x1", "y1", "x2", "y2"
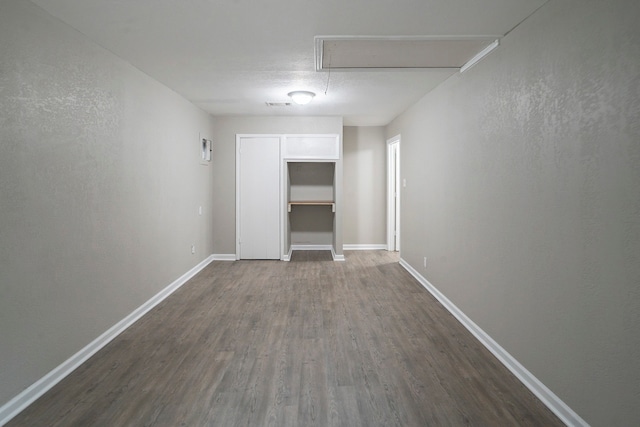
[{"x1": 237, "y1": 136, "x2": 281, "y2": 259}]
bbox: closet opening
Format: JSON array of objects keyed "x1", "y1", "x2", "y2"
[{"x1": 287, "y1": 161, "x2": 336, "y2": 252}]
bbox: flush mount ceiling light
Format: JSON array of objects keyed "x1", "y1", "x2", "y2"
[{"x1": 288, "y1": 91, "x2": 315, "y2": 105}]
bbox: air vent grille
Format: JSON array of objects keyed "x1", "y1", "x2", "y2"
[{"x1": 266, "y1": 102, "x2": 292, "y2": 107}]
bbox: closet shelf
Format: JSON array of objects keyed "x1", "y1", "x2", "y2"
[{"x1": 288, "y1": 201, "x2": 335, "y2": 212}]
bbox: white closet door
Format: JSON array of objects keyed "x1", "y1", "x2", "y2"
[{"x1": 238, "y1": 137, "x2": 280, "y2": 259}]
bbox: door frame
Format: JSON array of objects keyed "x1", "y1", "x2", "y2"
[
  {"x1": 235, "y1": 134, "x2": 283, "y2": 260},
  {"x1": 387, "y1": 135, "x2": 401, "y2": 252}
]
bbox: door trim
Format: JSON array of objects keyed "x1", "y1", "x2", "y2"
[{"x1": 387, "y1": 135, "x2": 401, "y2": 252}]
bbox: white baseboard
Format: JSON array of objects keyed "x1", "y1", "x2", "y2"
[
  {"x1": 331, "y1": 247, "x2": 346, "y2": 262},
  {"x1": 0, "y1": 255, "x2": 216, "y2": 427},
  {"x1": 282, "y1": 247, "x2": 293, "y2": 262},
  {"x1": 290, "y1": 244, "x2": 333, "y2": 251},
  {"x1": 399, "y1": 259, "x2": 588, "y2": 427},
  {"x1": 212, "y1": 254, "x2": 236, "y2": 261},
  {"x1": 343, "y1": 244, "x2": 387, "y2": 251}
]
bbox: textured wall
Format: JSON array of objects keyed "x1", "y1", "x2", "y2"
[
  {"x1": 387, "y1": 0, "x2": 640, "y2": 424},
  {"x1": 0, "y1": 0, "x2": 215, "y2": 406},
  {"x1": 210, "y1": 116, "x2": 343, "y2": 255},
  {"x1": 343, "y1": 127, "x2": 387, "y2": 246}
]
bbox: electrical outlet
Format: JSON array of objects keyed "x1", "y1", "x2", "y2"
[
  {"x1": 198, "y1": 206, "x2": 203, "y2": 215},
  {"x1": 423, "y1": 257, "x2": 427, "y2": 268},
  {"x1": 191, "y1": 245, "x2": 196, "y2": 254}
]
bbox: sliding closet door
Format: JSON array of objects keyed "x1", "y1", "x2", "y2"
[{"x1": 237, "y1": 136, "x2": 280, "y2": 259}]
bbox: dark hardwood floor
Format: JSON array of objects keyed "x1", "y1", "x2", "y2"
[{"x1": 8, "y1": 251, "x2": 563, "y2": 426}]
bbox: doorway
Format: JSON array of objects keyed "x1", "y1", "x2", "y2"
[
  {"x1": 387, "y1": 136, "x2": 400, "y2": 252},
  {"x1": 236, "y1": 136, "x2": 281, "y2": 259}
]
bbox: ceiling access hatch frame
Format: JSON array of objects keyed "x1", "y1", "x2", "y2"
[{"x1": 314, "y1": 36, "x2": 500, "y2": 72}]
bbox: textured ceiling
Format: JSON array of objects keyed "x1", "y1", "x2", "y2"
[{"x1": 30, "y1": 0, "x2": 548, "y2": 126}]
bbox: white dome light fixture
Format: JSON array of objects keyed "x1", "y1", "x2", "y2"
[{"x1": 288, "y1": 91, "x2": 315, "y2": 105}]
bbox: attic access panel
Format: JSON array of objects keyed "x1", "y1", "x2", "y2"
[{"x1": 315, "y1": 36, "x2": 499, "y2": 71}]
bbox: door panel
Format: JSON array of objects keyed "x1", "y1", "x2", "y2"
[{"x1": 239, "y1": 137, "x2": 280, "y2": 259}]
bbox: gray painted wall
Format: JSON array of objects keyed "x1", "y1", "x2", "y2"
[
  {"x1": 0, "y1": 0, "x2": 215, "y2": 406},
  {"x1": 387, "y1": 0, "x2": 640, "y2": 424},
  {"x1": 210, "y1": 116, "x2": 343, "y2": 255},
  {"x1": 343, "y1": 127, "x2": 387, "y2": 246}
]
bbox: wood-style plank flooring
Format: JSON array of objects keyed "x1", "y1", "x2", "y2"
[{"x1": 8, "y1": 251, "x2": 563, "y2": 426}]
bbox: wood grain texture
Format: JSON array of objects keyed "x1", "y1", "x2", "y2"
[{"x1": 7, "y1": 251, "x2": 563, "y2": 426}]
